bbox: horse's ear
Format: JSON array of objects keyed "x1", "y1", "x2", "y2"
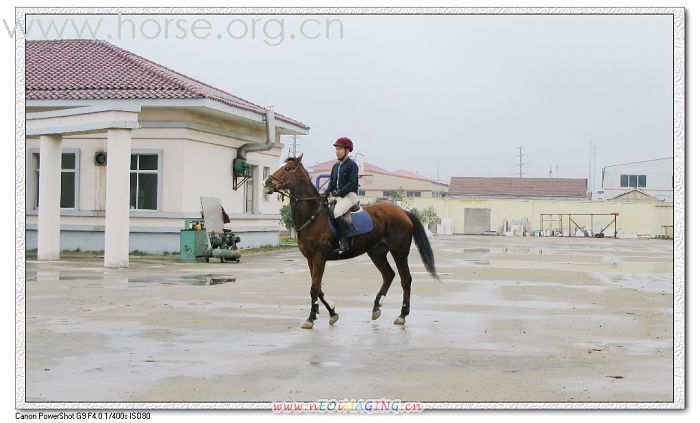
[{"x1": 297, "y1": 153, "x2": 304, "y2": 162}]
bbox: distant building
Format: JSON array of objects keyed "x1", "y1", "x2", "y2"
[
  {"x1": 608, "y1": 189, "x2": 663, "y2": 203},
  {"x1": 307, "y1": 157, "x2": 448, "y2": 199},
  {"x1": 599, "y1": 157, "x2": 672, "y2": 202},
  {"x1": 447, "y1": 177, "x2": 588, "y2": 200}
]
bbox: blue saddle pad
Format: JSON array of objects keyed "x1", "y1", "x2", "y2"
[{"x1": 329, "y1": 209, "x2": 373, "y2": 238}]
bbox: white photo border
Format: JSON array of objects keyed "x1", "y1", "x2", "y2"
[{"x1": 15, "y1": 6, "x2": 685, "y2": 410}]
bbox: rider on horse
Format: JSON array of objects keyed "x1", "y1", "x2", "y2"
[{"x1": 324, "y1": 137, "x2": 359, "y2": 255}]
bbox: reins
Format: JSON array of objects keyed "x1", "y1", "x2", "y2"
[{"x1": 268, "y1": 167, "x2": 328, "y2": 233}]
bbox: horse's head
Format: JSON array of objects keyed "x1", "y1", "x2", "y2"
[{"x1": 263, "y1": 154, "x2": 309, "y2": 195}]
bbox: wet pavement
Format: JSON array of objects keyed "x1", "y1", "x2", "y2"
[{"x1": 23, "y1": 235, "x2": 674, "y2": 403}]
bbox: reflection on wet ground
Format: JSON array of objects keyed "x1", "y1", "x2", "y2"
[
  {"x1": 24, "y1": 235, "x2": 674, "y2": 403},
  {"x1": 28, "y1": 271, "x2": 236, "y2": 286}
]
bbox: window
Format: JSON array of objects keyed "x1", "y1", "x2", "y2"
[
  {"x1": 31, "y1": 151, "x2": 79, "y2": 209},
  {"x1": 638, "y1": 175, "x2": 647, "y2": 188},
  {"x1": 32, "y1": 153, "x2": 40, "y2": 209},
  {"x1": 620, "y1": 175, "x2": 629, "y2": 188},
  {"x1": 130, "y1": 153, "x2": 159, "y2": 210},
  {"x1": 244, "y1": 165, "x2": 258, "y2": 213},
  {"x1": 263, "y1": 166, "x2": 270, "y2": 201},
  {"x1": 620, "y1": 174, "x2": 646, "y2": 189},
  {"x1": 407, "y1": 191, "x2": 422, "y2": 197},
  {"x1": 60, "y1": 153, "x2": 77, "y2": 208},
  {"x1": 383, "y1": 191, "x2": 397, "y2": 197},
  {"x1": 358, "y1": 190, "x2": 366, "y2": 196}
]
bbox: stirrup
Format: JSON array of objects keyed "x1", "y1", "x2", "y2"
[{"x1": 333, "y1": 239, "x2": 350, "y2": 255}]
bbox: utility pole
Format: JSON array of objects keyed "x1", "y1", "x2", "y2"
[
  {"x1": 588, "y1": 140, "x2": 593, "y2": 194},
  {"x1": 516, "y1": 146, "x2": 528, "y2": 178},
  {"x1": 593, "y1": 146, "x2": 597, "y2": 192},
  {"x1": 286, "y1": 135, "x2": 302, "y2": 158}
]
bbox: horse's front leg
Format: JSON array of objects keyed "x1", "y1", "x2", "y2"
[{"x1": 301, "y1": 256, "x2": 327, "y2": 329}]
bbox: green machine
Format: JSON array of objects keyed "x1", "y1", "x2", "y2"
[{"x1": 180, "y1": 219, "x2": 208, "y2": 262}]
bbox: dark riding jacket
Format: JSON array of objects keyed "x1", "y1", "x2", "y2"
[{"x1": 325, "y1": 158, "x2": 359, "y2": 197}]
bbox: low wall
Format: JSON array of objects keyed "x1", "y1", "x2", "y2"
[{"x1": 406, "y1": 197, "x2": 673, "y2": 237}]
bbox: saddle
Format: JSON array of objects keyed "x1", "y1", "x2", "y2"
[{"x1": 328, "y1": 201, "x2": 373, "y2": 239}]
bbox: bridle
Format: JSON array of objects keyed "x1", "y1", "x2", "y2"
[{"x1": 266, "y1": 163, "x2": 328, "y2": 233}]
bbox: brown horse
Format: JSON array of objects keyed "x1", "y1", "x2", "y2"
[{"x1": 264, "y1": 155, "x2": 439, "y2": 329}]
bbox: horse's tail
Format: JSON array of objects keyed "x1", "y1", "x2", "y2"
[{"x1": 405, "y1": 211, "x2": 440, "y2": 281}]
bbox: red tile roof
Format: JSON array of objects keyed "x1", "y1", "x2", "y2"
[
  {"x1": 308, "y1": 159, "x2": 431, "y2": 181},
  {"x1": 392, "y1": 169, "x2": 431, "y2": 181},
  {"x1": 448, "y1": 177, "x2": 588, "y2": 198},
  {"x1": 309, "y1": 159, "x2": 387, "y2": 172},
  {"x1": 26, "y1": 39, "x2": 308, "y2": 129},
  {"x1": 307, "y1": 159, "x2": 341, "y2": 172}
]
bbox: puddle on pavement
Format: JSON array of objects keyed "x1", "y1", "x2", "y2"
[
  {"x1": 458, "y1": 247, "x2": 547, "y2": 255},
  {"x1": 309, "y1": 360, "x2": 343, "y2": 368},
  {"x1": 462, "y1": 248, "x2": 491, "y2": 254},
  {"x1": 129, "y1": 274, "x2": 236, "y2": 286},
  {"x1": 28, "y1": 271, "x2": 235, "y2": 286},
  {"x1": 566, "y1": 261, "x2": 672, "y2": 273},
  {"x1": 28, "y1": 271, "x2": 106, "y2": 283},
  {"x1": 464, "y1": 260, "x2": 490, "y2": 266}
]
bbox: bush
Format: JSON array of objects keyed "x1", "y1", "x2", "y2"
[
  {"x1": 387, "y1": 188, "x2": 414, "y2": 211},
  {"x1": 419, "y1": 206, "x2": 440, "y2": 228},
  {"x1": 279, "y1": 203, "x2": 295, "y2": 231}
]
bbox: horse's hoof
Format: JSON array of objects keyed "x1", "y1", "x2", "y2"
[
  {"x1": 329, "y1": 314, "x2": 339, "y2": 325},
  {"x1": 372, "y1": 310, "x2": 381, "y2": 320},
  {"x1": 301, "y1": 320, "x2": 314, "y2": 329},
  {"x1": 394, "y1": 317, "x2": 406, "y2": 325}
]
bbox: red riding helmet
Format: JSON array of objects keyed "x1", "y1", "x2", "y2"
[{"x1": 333, "y1": 137, "x2": 354, "y2": 152}]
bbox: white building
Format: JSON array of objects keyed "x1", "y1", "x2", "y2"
[
  {"x1": 25, "y1": 39, "x2": 308, "y2": 267},
  {"x1": 599, "y1": 157, "x2": 672, "y2": 202}
]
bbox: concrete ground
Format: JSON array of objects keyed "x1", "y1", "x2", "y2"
[{"x1": 24, "y1": 235, "x2": 673, "y2": 403}]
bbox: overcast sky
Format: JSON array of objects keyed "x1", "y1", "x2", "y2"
[{"x1": 28, "y1": 13, "x2": 673, "y2": 186}]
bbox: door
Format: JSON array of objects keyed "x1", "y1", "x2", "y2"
[{"x1": 464, "y1": 208, "x2": 491, "y2": 234}]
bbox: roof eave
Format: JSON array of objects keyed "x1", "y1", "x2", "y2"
[{"x1": 26, "y1": 98, "x2": 310, "y2": 135}]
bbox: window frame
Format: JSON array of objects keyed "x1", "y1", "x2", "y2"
[
  {"x1": 620, "y1": 175, "x2": 629, "y2": 188},
  {"x1": 263, "y1": 166, "x2": 270, "y2": 201},
  {"x1": 27, "y1": 148, "x2": 80, "y2": 211},
  {"x1": 637, "y1": 175, "x2": 647, "y2": 188},
  {"x1": 130, "y1": 150, "x2": 163, "y2": 212},
  {"x1": 244, "y1": 164, "x2": 258, "y2": 214}
]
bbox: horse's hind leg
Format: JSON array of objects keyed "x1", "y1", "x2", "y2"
[
  {"x1": 368, "y1": 245, "x2": 396, "y2": 320},
  {"x1": 318, "y1": 289, "x2": 339, "y2": 325},
  {"x1": 391, "y1": 251, "x2": 413, "y2": 325}
]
